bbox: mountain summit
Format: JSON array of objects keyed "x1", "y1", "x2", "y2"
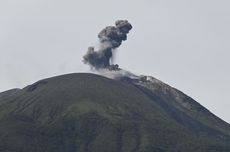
[{"x1": 0, "y1": 73, "x2": 230, "y2": 152}]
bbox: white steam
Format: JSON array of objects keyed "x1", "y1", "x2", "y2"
[{"x1": 94, "y1": 69, "x2": 140, "y2": 80}]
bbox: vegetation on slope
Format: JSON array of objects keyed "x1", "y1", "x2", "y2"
[{"x1": 0, "y1": 73, "x2": 229, "y2": 152}]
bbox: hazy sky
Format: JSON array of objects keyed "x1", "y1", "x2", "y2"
[{"x1": 1, "y1": 0, "x2": 230, "y2": 123}]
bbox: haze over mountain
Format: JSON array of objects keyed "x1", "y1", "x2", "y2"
[{"x1": 0, "y1": 72, "x2": 230, "y2": 152}]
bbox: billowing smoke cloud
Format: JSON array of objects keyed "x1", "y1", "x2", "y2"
[{"x1": 83, "y1": 20, "x2": 132, "y2": 70}]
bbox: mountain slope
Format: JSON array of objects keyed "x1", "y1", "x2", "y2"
[
  {"x1": 0, "y1": 73, "x2": 229, "y2": 152},
  {"x1": 133, "y1": 76, "x2": 230, "y2": 137}
]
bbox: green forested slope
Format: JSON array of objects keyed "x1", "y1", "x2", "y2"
[{"x1": 0, "y1": 73, "x2": 229, "y2": 152}]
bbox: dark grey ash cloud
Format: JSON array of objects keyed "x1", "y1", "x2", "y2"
[{"x1": 83, "y1": 20, "x2": 132, "y2": 70}]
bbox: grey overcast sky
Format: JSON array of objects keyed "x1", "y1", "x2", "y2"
[{"x1": 0, "y1": 0, "x2": 230, "y2": 123}]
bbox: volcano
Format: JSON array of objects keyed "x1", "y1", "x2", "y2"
[{"x1": 0, "y1": 73, "x2": 230, "y2": 152}]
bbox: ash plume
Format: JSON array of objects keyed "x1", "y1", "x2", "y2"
[{"x1": 83, "y1": 20, "x2": 132, "y2": 70}]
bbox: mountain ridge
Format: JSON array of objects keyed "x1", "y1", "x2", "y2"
[{"x1": 0, "y1": 73, "x2": 230, "y2": 152}]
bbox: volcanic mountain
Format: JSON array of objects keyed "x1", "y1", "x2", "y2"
[{"x1": 0, "y1": 73, "x2": 230, "y2": 152}]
